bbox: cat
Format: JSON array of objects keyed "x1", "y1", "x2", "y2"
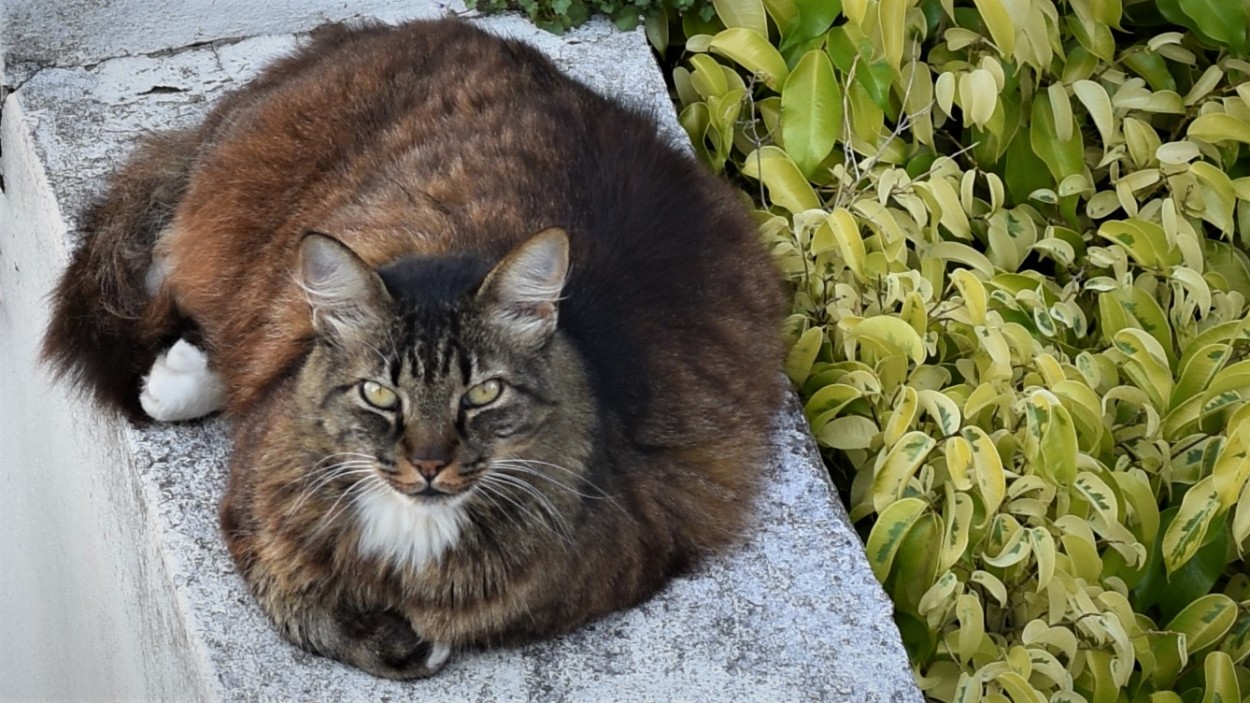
[{"x1": 43, "y1": 18, "x2": 785, "y2": 679}]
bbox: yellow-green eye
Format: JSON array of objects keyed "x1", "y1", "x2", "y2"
[
  {"x1": 463, "y1": 379, "x2": 503, "y2": 408},
  {"x1": 360, "y1": 380, "x2": 399, "y2": 410}
]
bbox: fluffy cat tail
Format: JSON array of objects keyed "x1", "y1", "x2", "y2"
[{"x1": 42, "y1": 129, "x2": 200, "y2": 421}]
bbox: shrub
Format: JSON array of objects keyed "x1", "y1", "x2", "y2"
[
  {"x1": 478, "y1": 0, "x2": 1250, "y2": 697},
  {"x1": 464, "y1": 0, "x2": 711, "y2": 33},
  {"x1": 667, "y1": 0, "x2": 1250, "y2": 700}
]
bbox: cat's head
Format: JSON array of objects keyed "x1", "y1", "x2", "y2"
[{"x1": 288, "y1": 229, "x2": 594, "y2": 567}]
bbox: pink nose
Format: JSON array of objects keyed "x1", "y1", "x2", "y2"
[{"x1": 410, "y1": 458, "x2": 449, "y2": 479}]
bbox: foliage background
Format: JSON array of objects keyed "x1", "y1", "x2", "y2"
[{"x1": 473, "y1": 0, "x2": 1250, "y2": 699}]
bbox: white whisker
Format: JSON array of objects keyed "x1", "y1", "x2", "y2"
[
  {"x1": 313, "y1": 476, "x2": 378, "y2": 536},
  {"x1": 481, "y1": 472, "x2": 573, "y2": 543},
  {"x1": 284, "y1": 457, "x2": 378, "y2": 519},
  {"x1": 490, "y1": 458, "x2": 626, "y2": 514}
]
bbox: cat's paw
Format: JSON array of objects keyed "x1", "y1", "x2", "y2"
[
  {"x1": 140, "y1": 339, "x2": 226, "y2": 422},
  {"x1": 339, "y1": 610, "x2": 452, "y2": 679}
]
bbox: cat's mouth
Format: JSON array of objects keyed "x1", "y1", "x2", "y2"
[
  {"x1": 380, "y1": 459, "x2": 481, "y2": 500},
  {"x1": 390, "y1": 481, "x2": 460, "y2": 501}
]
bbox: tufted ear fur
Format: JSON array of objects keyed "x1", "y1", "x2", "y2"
[
  {"x1": 476, "y1": 228, "x2": 569, "y2": 348},
  {"x1": 298, "y1": 233, "x2": 390, "y2": 338}
]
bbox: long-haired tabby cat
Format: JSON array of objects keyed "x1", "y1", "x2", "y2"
[{"x1": 43, "y1": 18, "x2": 784, "y2": 679}]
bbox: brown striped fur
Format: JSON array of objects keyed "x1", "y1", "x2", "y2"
[{"x1": 43, "y1": 19, "x2": 785, "y2": 679}]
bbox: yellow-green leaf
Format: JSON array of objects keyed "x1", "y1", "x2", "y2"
[
  {"x1": 1111, "y1": 469, "x2": 1161, "y2": 545},
  {"x1": 865, "y1": 497, "x2": 928, "y2": 581},
  {"x1": 965, "y1": 427, "x2": 1006, "y2": 518},
  {"x1": 1114, "y1": 328, "x2": 1175, "y2": 411},
  {"x1": 1027, "y1": 527, "x2": 1057, "y2": 592},
  {"x1": 1039, "y1": 402, "x2": 1079, "y2": 487},
  {"x1": 1084, "y1": 650, "x2": 1119, "y2": 703},
  {"x1": 928, "y1": 242, "x2": 995, "y2": 279},
  {"x1": 1219, "y1": 606, "x2": 1250, "y2": 664},
  {"x1": 712, "y1": 0, "x2": 769, "y2": 36},
  {"x1": 1165, "y1": 592, "x2": 1237, "y2": 652},
  {"x1": 781, "y1": 50, "x2": 842, "y2": 178},
  {"x1": 1162, "y1": 476, "x2": 1222, "y2": 573},
  {"x1": 956, "y1": 593, "x2": 986, "y2": 664},
  {"x1": 973, "y1": 0, "x2": 1015, "y2": 55},
  {"x1": 918, "y1": 570, "x2": 961, "y2": 625},
  {"x1": 1031, "y1": 90, "x2": 1085, "y2": 180},
  {"x1": 963, "y1": 68, "x2": 999, "y2": 129},
  {"x1": 1073, "y1": 79, "x2": 1115, "y2": 148},
  {"x1": 872, "y1": 430, "x2": 938, "y2": 511},
  {"x1": 1211, "y1": 424, "x2": 1250, "y2": 509},
  {"x1": 951, "y1": 269, "x2": 989, "y2": 324},
  {"x1": 1188, "y1": 113, "x2": 1250, "y2": 145},
  {"x1": 1200, "y1": 651, "x2": 1240, "y2": 703},
  {"x1": 1233, "y1": 479, "x2": 1250, "y2": 554},
  {"x1": 708, "y1": 27, "x2": 790, "y2": 89},
  {"x1": 1191, "y1": 160, "x2": 1238, "y2": 234},
  {"x1": 917, "y1": 177, "x2": 972, "y2": 240},
  {"x1": 919, "y1": 389, "x2": 962, "y2": 436},
  {"x1": 741, "y1": 146, "x2": 821, "y2": 212},
  {"x1": 826, "y1": 208, "x2": 866, "y2": 280},
  {"x1": 1075, "y1": 471, "x2": 1119, "y2": 523},
  {"x1": 941, "y1": 489, "x2": 975, "y2": 571},
  {"x1": 884, "y1": 386, "x2": 920, "y2": 446},
  {"x1": 984, "y1": 516, "x2": 1032, "y2": 568},
  {"x1": 1096, "y1": 218, "x2": 1178, "y2": 269},
  {"x1": 947, "y1": 435, "x2": 974, "y2": 490},
  {"x1": 846, "y1": 316, "x2": 929, "y2": 365},
  {"x1": 815, "y1": 414, "x2": 879, "y2": 450},
  {"x1": 785, "y1": 326, "x2": 824, "y2": 384},
  {"x1": 879, "y1": 0, "x2": 912, "y2": 71}
]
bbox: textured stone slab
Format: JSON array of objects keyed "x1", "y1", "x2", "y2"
[{"x1": 1, "y1": 9, "x2": 921, "y2": 702}]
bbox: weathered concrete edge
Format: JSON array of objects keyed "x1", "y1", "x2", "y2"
[
  {"x1": 3, "y1": 12, "x2": 921, "y2": 702},
  {"x1": 0, "y1": 93, "x2": 218, "y2": 701}
]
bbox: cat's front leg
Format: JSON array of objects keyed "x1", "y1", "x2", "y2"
[
  {"x1": 139, "y1": 338, "x2": 226, "y2": 421},
  {"x1": 283, "y1": 602, "x2": 453, "y2": 679},
  {"x1": 326, "y1": 608, "x2": 452, "y2": 679}
]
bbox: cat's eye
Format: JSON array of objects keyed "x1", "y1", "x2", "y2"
[
  {"x1": 359, "y1": 380, "x2": 399, "y2": 410},
  {"x1": 463, "y1": 379, "x2": 504, "y2": 408}
]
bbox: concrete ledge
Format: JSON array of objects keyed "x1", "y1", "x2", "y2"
[{"x1": 0, "y1": 9, "x2": 921, "y2": 702}]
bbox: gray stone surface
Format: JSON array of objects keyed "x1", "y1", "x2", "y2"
[{"x1": 0, "y1": 7, "x2": 922, "y2": 702}]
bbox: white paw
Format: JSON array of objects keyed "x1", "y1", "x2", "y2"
[
  {"x1": 425, "y1": 642, "x2": 452, "y2": 672},
  {"x1": 140, "y1": 339, "x2": 226, "y2": 422}
]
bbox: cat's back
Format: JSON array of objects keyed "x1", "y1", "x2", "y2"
[{"x1": 167, "y1": 19, "x2": 784, "y2": 434}]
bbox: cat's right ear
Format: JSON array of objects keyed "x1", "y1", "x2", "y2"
[{"x1": 298, "y1": 233, "x2": 390, "y2": 339}]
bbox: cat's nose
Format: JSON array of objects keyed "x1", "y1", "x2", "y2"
[{"x1": 410, "y1": 458, "x2": 449, "y2": 479}]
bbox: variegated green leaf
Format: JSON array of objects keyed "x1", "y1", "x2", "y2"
[
  {"x1": 1162, "y1": 476, "x2": 1222, "y2": 573},
  {"x1": 1166, "y1": 593, "x2": 1238, "y2": 652},
  {"x1": 865, "y1": 497, "x2": 928, "y2": 582},
  {"x1": 871, "y1": 431, "x2": 938, "y2": 511}
]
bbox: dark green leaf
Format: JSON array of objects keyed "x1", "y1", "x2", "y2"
[{"x1": 1134, "y1": 508, "x2": 1229, "y2": 622}]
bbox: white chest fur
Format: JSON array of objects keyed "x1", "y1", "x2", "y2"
[{"x1": 353, "y1": 488, "x2": 467, "y2": 571}]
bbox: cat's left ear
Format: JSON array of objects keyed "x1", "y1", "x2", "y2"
[
  {"x1": 477, "y1": 228, "x2": 569, "y2": 348},
  {"x1": 298, "y1": 233, "x2": 391, "y2": 339}
]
